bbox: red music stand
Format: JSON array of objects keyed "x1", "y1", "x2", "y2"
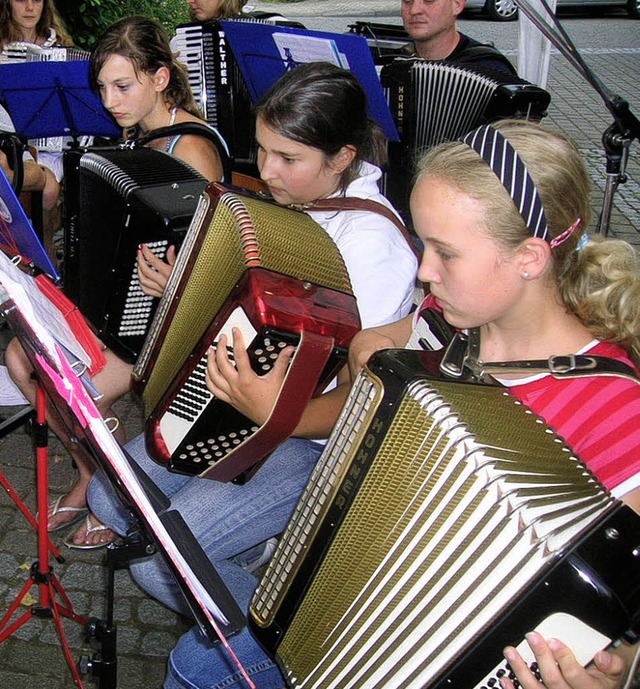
[
  {"x1": 0, "y1": 252, "x2": 250, "y2": 689},
  {"x1": 0, "y1": 365, "x2": 89, "y2": 688},
  {"x1": 0, "y1": 277, "x2": 96, "y2": 686}
]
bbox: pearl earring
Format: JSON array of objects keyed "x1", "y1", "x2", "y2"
[{"x1": 522, "y1": 271, "x2": 530, "y2": 279}]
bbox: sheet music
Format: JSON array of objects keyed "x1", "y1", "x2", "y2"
[
  {"x1": 272, "y1": 32, "x2": 349, "y2": 69},
  {"x1": 40, "y1": 347, "x2": 230, "y2": 626},
  {"x1": 0, "y1": 249, "x2": 91, "y2": 367}
]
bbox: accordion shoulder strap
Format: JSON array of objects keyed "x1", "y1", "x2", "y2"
[
  {"x1": 308, "y1": 197, "x2": 422, "y2": 263},
  {"x1": 480, "y1": 355, "x2": 640, "y2": 381},
  {"x1": 461, "y1": 328, "x2": 640, "y2": 383},
  {"x1": 131, "y1": 122, "x2": 232, "y2": 182}
]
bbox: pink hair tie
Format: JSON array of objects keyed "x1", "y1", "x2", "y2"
[{"x1": 550, "y1": 218, "x2": 581, "y2": 249}]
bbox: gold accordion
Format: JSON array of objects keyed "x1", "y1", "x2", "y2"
[
  {"x1": 250, "y1": 349, "x2": 640, "y2": 688},
  {"x1": 133, "y1": 182, "x2": 360, "y2": 482}
]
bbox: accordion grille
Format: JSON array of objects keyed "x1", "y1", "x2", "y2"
[
  {"x1": 139, "y1": 189, "x2": 353, "y2": 412},
  {"x1": 251, "y1": 365, "x2": 612, "y2": 689},
  {"x1": 408, "y1": 61, "x2": 497, "y2": 152},
  {"x1": 80, "y1": 150, "x2": 200, "y2": 196}
]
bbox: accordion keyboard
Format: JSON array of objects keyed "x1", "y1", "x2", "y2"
[
  {"x1": 480, "y1": 613, "x2": 610, "y2": 689},
  {"x1": 159, "y1": 306, "x2": 256, "y2": 455},
  {"x1": 118, "y1": 239, "x2": 169, "y2": 339},
  {"x1": 158, "y1": 307, "x2": 300, "y2": 475},
  {"x1": 171, "y1": 24, "x2": 217, "y2": 125}
]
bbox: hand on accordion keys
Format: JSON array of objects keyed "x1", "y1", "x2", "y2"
[
  {"x1": 137, "y1": 243, "x2": 177, "y2": 298},
  {"x1": 205, "y1": 327, "x2": 296, "y2": 427},
  {"x1": 501, "y1": 633, "x2": 628, "y2": 689}
]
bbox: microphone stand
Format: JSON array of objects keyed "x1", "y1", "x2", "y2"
[{"x1": 514, "y1": 0, "x2": 640, "y2": 236}]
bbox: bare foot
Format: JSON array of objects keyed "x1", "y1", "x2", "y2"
[
  {"x1": 47, "y1": 486, "x2": 89, "y2": 532},
  {"x1": 64, "y1": 513, "x2": 118, "y2": 549}
]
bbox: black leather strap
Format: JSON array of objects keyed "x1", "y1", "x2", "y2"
[
  {"x1": 440, "y1": 328, "x2": 640, "y2": 383},
  {"x1": 0, "y1": 131, "x2": 24, "y2": 193},
  {"x1": 479, "y1": 354, "x2": 639, "y2": 380},
  {"x1": 132, "y1": 122, "x2": 232, "y2": 182}
]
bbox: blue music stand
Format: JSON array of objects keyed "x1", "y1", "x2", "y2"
[
  {"x1": 220, "y1": 21, "x2": 399, "y2": 142},
  {"x1": 0, "y1": 166, "x2": 59, "y2": 281},
  {"x1": 0, "y1": 60, "x2": 119, "y2": 140}
]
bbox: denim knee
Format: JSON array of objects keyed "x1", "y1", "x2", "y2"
[{"x1": 164, "y1": 625, "x2": 285, "y2": 689}]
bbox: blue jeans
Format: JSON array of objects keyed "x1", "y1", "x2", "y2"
[
  {"x1": 88, "y1": 433, "x2": 323, "y2": 688},
  {"x1": 164, "y1": 561, "x2": 285, "y2": 689}
]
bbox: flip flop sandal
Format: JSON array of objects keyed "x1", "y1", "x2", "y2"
[
  {"x1": 63, "y1": 514, "x2": 117, "y2": 550},
  {"x1": 45, "y1": 494, "x2": 89, "y2": 532}
]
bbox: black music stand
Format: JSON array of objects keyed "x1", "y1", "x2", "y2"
[
  {"x1": 0, "y1": 253, "x2": 248, "y2": 688},
  {"x1": 514, "y1": 0, "x2": 640, "y2": 236},
  {"x1": 0, "y1": 61, "x2": 119, "y2": 141}
]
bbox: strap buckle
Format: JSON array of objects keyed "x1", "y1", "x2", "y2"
[{"x1": 548, "y1": 354, "x2": 596, "y2": 374}]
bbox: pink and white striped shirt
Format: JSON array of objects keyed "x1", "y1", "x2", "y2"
[{"x1": 412, "y1": 296, "x2": 640, "y2": 498}]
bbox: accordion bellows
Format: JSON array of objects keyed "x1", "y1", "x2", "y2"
[
  {"x1": 380, "y1": 59, "x2": 550, "y2": 228},
  {"x1": 250, "y1": 349, "x2": 640, "y2": 689}
]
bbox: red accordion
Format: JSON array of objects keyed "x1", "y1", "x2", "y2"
[{"x1": 133, "y1": 182, "x2": 360, "y2": 482}]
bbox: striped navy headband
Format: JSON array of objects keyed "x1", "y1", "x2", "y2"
[{"x1": 461, "y1": 125, "x2": 550, "y2": 242}]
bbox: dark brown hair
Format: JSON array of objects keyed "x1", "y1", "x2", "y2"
[
  {"x1": 89, "y1": 15, "x2": 199, "y2": 117},
  {"x1": 256, "y1": 61, "x2": 387, "y2": 193}
]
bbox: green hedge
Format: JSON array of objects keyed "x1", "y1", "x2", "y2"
[{"x1": 56, "y1": 0, "x2": 190, "y2": 50}]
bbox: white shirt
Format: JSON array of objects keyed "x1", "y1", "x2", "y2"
[{"x1": 307, "y1": 161, "x2": 417, "y2": 330}]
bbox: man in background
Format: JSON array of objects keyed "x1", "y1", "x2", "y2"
[{"x1": 401, "y1": 0, "x2": 516, "y2": 73}]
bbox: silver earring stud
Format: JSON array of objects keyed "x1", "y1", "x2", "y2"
[{"x1": 522, "y1": 271, "x2": 530, "y2": 279}]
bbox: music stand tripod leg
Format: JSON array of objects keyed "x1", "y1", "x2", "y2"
[
  {"x1": 0, "y1": 383, "x2": 89, "y2": 689},
  {"x1": 0, "y1": 406, "x2": 64, "y2": 563},
  {"x1": 78, "y1": 543, "x2": 120, "y2": 689}
]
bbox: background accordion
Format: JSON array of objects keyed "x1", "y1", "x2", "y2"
[
  {"x1": 0, "y1": 43, "x2": 89, "y2": 64},
  {"x1": 250, "y1": 348, "x2": 640, "y2": 689},
  {"x1": 62, "y1": 147, "x2": 208, "y2": 363},
  {"x1": 133, "y1": 182, "x2": 360, "y2": 483},
  {"x1": 171, "y1": 16, "x2": 303, "y2": 177},
  {"x1": 380, "y1": 59, "x2": 551, "y2": 229}
]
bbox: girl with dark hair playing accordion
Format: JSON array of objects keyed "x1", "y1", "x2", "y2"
[
  {"x1": 87, "y1": 61, "x2": 418, "y2": 689},
  {"x1": 5, "y1": 15, "x2": 228, "y2": 549}
]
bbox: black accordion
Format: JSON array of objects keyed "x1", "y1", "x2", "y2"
[
  {"x1": 171, "y1": 16, "x2": 302, "y2": 177},
  {"x1": 380, "y1": 58, "x2": 551, "y2": 229},
  {"x1": 133, "y1": 182, "x2": 360, "y2": 483},
  {"x1": 250, "y1": 349, "x2": 640, "y2": 688},
  {"x1": 63, "y1": 147, "x2": 207, "y2": 363}
]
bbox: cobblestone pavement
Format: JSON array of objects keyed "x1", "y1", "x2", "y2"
[{"x1": 0, "y1": 1, "x2": 639, "y2": 687}]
